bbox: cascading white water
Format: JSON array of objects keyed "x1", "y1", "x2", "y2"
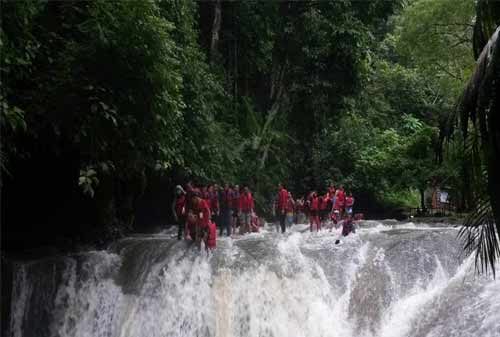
[{"x1": 8, "y1": 221, "x2": 500, "y2": 337}]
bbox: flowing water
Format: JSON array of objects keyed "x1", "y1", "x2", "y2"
[{"x1": 8, "y1": 221, "x2": 500, "y2": 337}]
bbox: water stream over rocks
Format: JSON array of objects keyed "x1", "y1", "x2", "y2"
[{"x1": 8, "y1": 221, "x2": 500, "y2": 337}]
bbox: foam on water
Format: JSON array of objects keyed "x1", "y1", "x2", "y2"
[{"x1": 8, "y1": 220, "x2": 500, "y2": 337}]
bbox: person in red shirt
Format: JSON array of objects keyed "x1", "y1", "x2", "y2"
[
  {"x1": 185, "y1": 192, "x2": 211, "y2": 248},
  {"x1": 336, "y1": 185, "x2": 345, "y2": 218},
  {"x1": 250, "y1": 212, "x2": 260, "y2": 232},
  {"x1": 184, "y1": 181, "x2": 195, "y2": 214},
  {"x1": 345, "y1": 191, "x2": 354, "y2": 216},
  {"x1": 309, "y1": 191, "x2": 320, "y2": 232},
  {"x1": 319, "y1": 192, "x2": 330, "y2": 229},
  {"x1": 277, "y1": 183, "x2": 288, "y2": 233},
  {"x1": 294, "y1": 197, "x2": 304, "y2": 224},
  {"x1": 230, "y1": 184, "x2": 240, "y2": 234},
  {"x1": 204, "y1": 220, "x2": 217, "y2": 252},
  {"x1": 335, "y1": 215, "x2": 356, "y2": 245},
  {"x1": 207, "y1": 184, "x2": 219, "y2": 224},
  {"x1": 218, "y1": 183, "x2": 232, "y2": 236},
  {"x1": 285, "y1": 192, "x2": 296, "y2": 228},
  {"x1": 327, "y1": 184, "x2": 336, "y2": 200},
  {"x1": 172, "y1": 185, "x2": 186, "y2": 240},
  {"x1": 239, "y1": 186, "x2": 254, "y2": 234},
  {"x1": 201, "y1": 185, "x2": 209, "y2": 201}
]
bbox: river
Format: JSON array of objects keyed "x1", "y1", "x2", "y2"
[{"x1": 7, "y1": 221, "x2": 500, "y2": 337}]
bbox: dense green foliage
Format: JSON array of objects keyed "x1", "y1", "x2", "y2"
[
  {"x1": 310, "y1": 0, "x2": 475, "y2": 210},
  {"x1": 0, "y1": 0, "x2": 481, "y2": 248}
]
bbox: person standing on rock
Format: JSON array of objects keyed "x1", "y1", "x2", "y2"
[
  {"x1": 286, "y1": 192, "x2": 296, "y2": 228},
  {"x1": 218, "y1": 183, "x2": 232, "y2": 236},
  {"x1": 204, "y1": 220, "x2": 217, "y2": 252},
  {"x1": 309, "y1": 191, "x2": 320, "y2": 232},
  {"x1": 335, "y1": 185, "x2": 345, "y2": 218},
  {"x1": 208, "y1": 184, "x2": 219, "y2": 225},
  {"x1": 172, "y1": 185, "x2": 186, "y2": 240},
  {"x1": 277, "y1": 183, "x2": 288, "y2": 233},
  {"x1": 345, "y1": 191, "x2": 354, "y2": 216},
  {"x1": 230, "y1": 184, "x2": 240, "y2": 235},
  {"x1": 186, "y1": 192, "x2": 211, "y2": 248},
  {"x1": 239, "y1": 186, "x2": 254, "y2": 234}
]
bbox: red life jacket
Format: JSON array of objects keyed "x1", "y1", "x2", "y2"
[
  {"x1": 320, "y1": 195, "x2": 328, "y2": 210},
  {"x1": 209, "y1": 191, "x2": 219, "y2": 210},
  {"x1": 336, "y1": 189, "x2": 345, "y2": 206},
  {"x1": 286, "y1": 199, "x2": 295, "y2": 212},
  {"x1": 206, "y1": 221, "x2": 216, "y2": 248},
  {"x1": 229, "y1": 189, "x2": 239, "y2": 209},
  {"x1": 277, "y1": 188, "x2": 288, "y2": 211},
  {"x1": 328, "y1": 187, "x2": 335, "y2": 198},
  {"x1": 239, "y1": 192, "x2": 254, "y2": 212},
  {"x1": 220, "y1": 188, "x2": 231, "y2": 210},
  {"x1": 346, "y1": 196, "x2": 354, "y2": 207},
  {"x1": 175, "y1": 195, "x2": 186, "y2": 217},
  {"x1": 224, "y1": 188, "x2": 233, "y2": 208},
  {"x1": 310, "y1": 196, "x2": 319, "y2": 211},
  {"x1": 195, "y1": 198, "x2": 211, "y2": 227}
]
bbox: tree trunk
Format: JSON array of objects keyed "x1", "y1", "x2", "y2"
[
  {"x1": 486, "y1": 31, "x2": 500, "y2": 232},
  {"x1": 209, "y1": 0, "x2": 221, "y2": 63},
  {"x1": 473, "y1": 0, "x2": 500, "y2": 59},
  {"x1": 420, "y1": 188, "x2": 426, "y2": 211}
]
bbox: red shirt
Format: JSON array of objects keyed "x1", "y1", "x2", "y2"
[
  {"x1": 310, "y1": 196, "x2": 319, "y2": 211},
  {"x1": 328, "y1": 187, "x2": 335, "y2": 198},
  {"x1": 220, "y1": 188, "x2": 231, "y2": 210},
  {"x1": 175, "y1": 195, "x2": 186, "y2": 217},
  {"x1": 320, "y1": 195, "x2": 328, "y2": 210},
  {"x1": 346, "y1": 196, "x2": 354, "y2": 207},
  {"x1": 208, "y1": 191, "x2": 219, "y2": 211},
  {"x1": 195, "y1": 198, "x2": 211, "y2": 227},
  {"x1": 229, "y1": 189, "x2": 239, "y2": 209},
  {"x1": 286, "y1": 199, "x2": 295, "y2": 212},
  {"x1": 206, "y1": 221, "x2": 216, "y2": 249},
  {"x1": 239, "y1": 192, "x2": 254, "y2": 212},
  {"x1": 336, "y1": 189, "x2": 345, "y2": 206},
  {"x1": 277, "y1": 188, "x2": 288, "y2": 211}
]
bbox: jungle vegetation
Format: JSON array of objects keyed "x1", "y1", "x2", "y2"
[{"x1": 1, "y1": 0, "x2": 498, "y2": 272}]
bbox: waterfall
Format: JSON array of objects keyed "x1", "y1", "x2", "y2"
[{"x1": 8, "y1": 221, "x2": 500, "y2": 337}]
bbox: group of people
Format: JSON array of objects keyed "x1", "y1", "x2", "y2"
[
  {"x1": 172, "y1": 182, "x2": 260, "y2": 250},
  {"x1": 172, "y1": 181, "x2": 360, "y2": 251},
  {"x1": 275, "y1": 183, "x2": 358, "y2": 236}
]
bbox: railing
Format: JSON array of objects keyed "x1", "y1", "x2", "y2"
[{"x1": 408, "y1": 205, "x2": 466, "y2": 218}]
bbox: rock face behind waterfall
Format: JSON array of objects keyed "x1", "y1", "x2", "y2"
[{"x1": 7, "y1": 222, "x2": 500, "y2": 337}]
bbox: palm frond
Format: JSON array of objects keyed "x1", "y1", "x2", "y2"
[
  {"x1": 458, "y1": 195, "x2": 499, "y2": 277},
  {"x1": 451, "y1": 25, "x2": 500, "y2": 276}
]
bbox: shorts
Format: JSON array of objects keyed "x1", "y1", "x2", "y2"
[
  {"x1": 240, "y1": 211, "x2": 252, "y2": 226},
  {"x1": 232, "y1": 208, "x2": 239, "y2": 218},
  {"x1": 346, "y1": 206, "x2": 353, "y2": 215}
]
